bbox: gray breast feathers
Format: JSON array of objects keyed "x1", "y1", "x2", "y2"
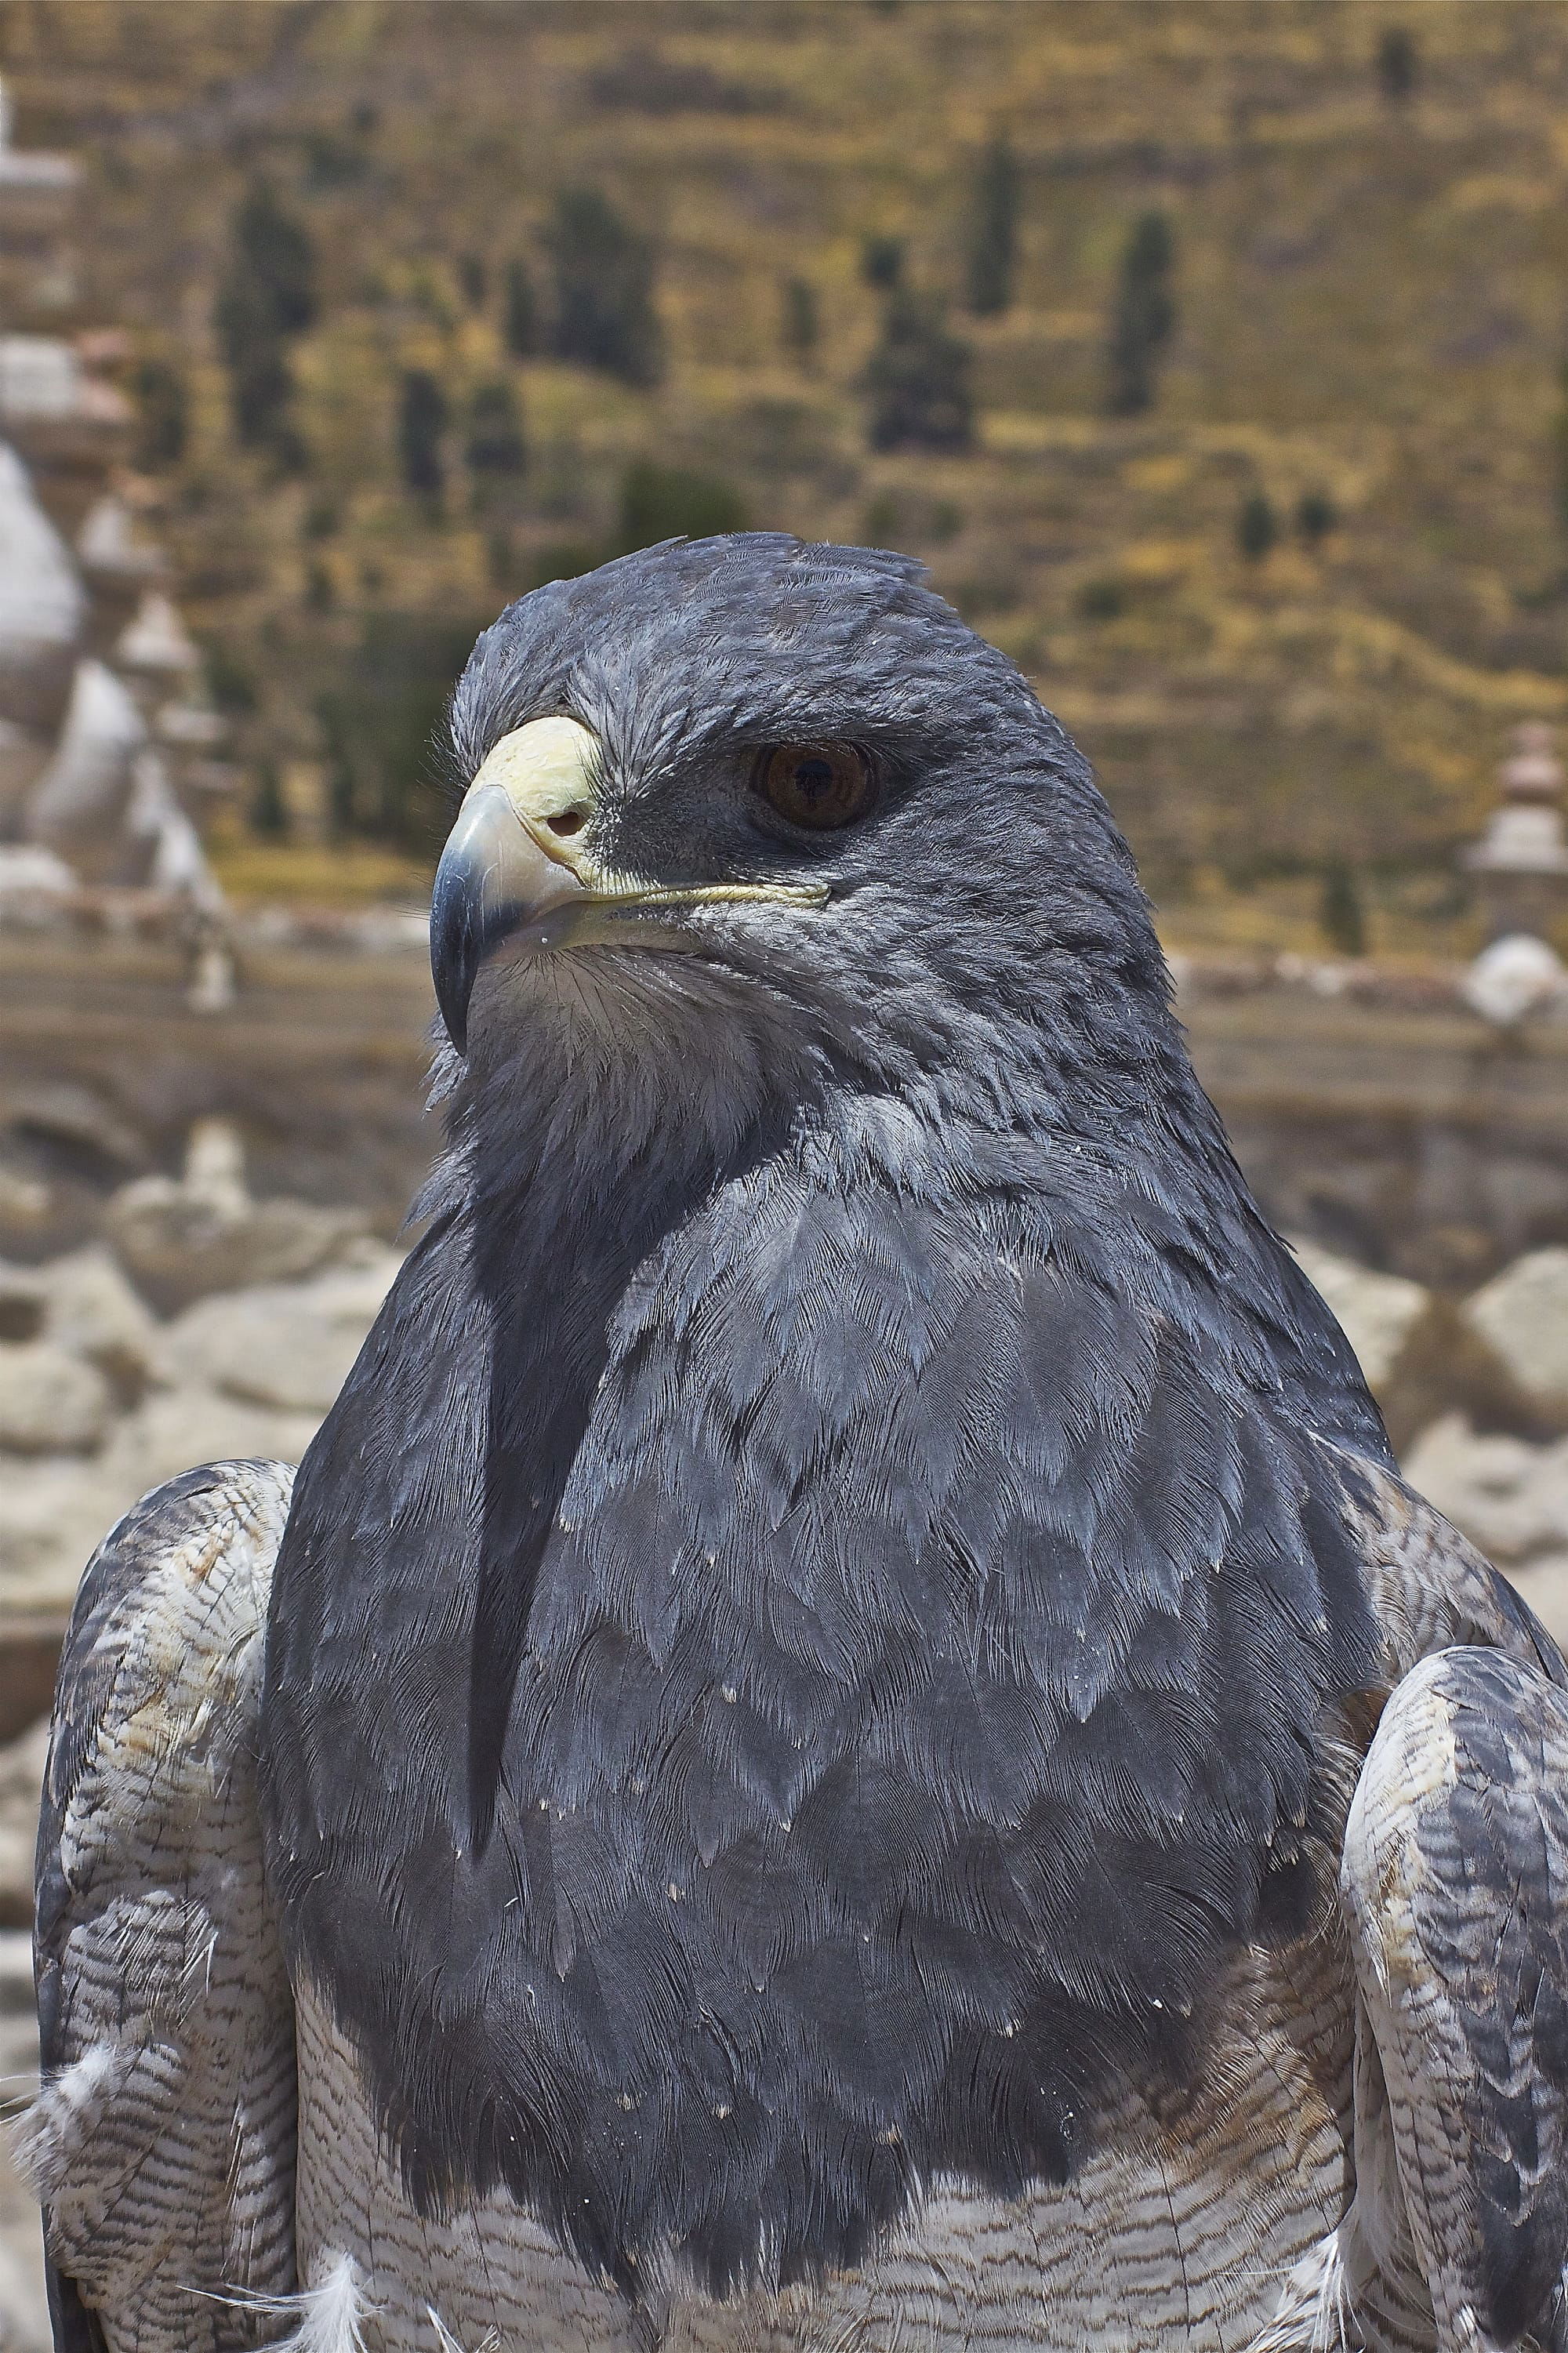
[{"x1": 23, "y1": 1461, "x2": 298, "y2": 2353}]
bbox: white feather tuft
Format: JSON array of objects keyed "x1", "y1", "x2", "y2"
[
  {"x1": 220, "y1": 2250, "x2": 372, "y2": 2353},
  {"x1": 424, "y1": 2304, "x2": 502, "y2": 2353},
  {"x1": 11, "y1": 2041, "x2": 122, "y2": 2199},
  {"x1": 1247, "y1": 2232, "x2": 1354, "y2": 2353}
]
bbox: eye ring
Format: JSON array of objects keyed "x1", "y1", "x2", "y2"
[{"x1": 754, "y1": 742, "x2": 876, "y2": 832}]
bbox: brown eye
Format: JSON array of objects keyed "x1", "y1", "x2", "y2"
[{"x1": 757, "y1": 742, "x2": 875, "y2": 830}]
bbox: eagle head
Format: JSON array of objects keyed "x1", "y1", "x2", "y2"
[{"x1": 431, "y1": 535, "x2": 1160, "y2": 1158}]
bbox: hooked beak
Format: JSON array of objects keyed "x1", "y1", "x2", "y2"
[
  {"x1": 430, "y1": 717, "x2": 601, "y2": 1054},
  {"x1": 431, "y1": 715, "x2": 831, "y2": 1055}
]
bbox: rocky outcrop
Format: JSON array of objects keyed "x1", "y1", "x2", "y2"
[
  {"x1": 147, "y1": 1248, "x2": 402, "y2": 1414},
  {"x1": 0, "y1": 1341, "x2": 109, "y2": 1455},
  {"x1": 103, "y1": 1116, "x2": 370, "y2": 1314},
  {"x1": 1460, "y1": 1247, "x2": 1568, "y2": 1432},
  {"x1": 0, "y1": 1126, "x2": 398, "y2": 1611}
]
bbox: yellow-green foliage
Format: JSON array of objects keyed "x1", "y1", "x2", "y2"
[{"x1": 9, "y1": 0, "x2": 1568, "y2": 939}]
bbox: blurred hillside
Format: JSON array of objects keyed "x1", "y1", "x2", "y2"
[{"x1": 5, "y1": 0, "x2": 1568, "y2": 948}]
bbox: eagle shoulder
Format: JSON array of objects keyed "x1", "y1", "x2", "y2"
[
  {"x1": 23, "y1": 1459, "x2": 299, "y2": 2352},
  {"x1": 1330, "y1": 1441, "x2": 1566, "y2": 1688},
  {"x1": 1341, "y1": 1643, "x2": 1568, "y2": 2348}
]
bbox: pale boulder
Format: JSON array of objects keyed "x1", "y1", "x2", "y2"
[
  {"x1": 1507, "y1": 1553, "x2": 1568, "y2": 1648},
  {"x1": 0, "y1": 1393, "x2": 322, "y2": 1617},
  {"x1": 147, "y1": 1246, "x2": 402, "y2": 1416},
  {"x1": 0, "y1": 1457, "x2": 132, "y2": 1610},
  {"x1": 97, "y1": 1387, "x2": 323, "y2": 1499},
  {"x1": 1461, "y1": 1247, "x2": 1568, "y2": 1429},
  {"x1": 36, "y1": 1244, "x2": 157, "y2": 1390},
  {"x1": 104, "y1": 1175, "x2": 368, "y2": 1315},
  {"x1": 1400, "y1": 1412, "x2": 1568, "y2": 1563},
  {"x1": 0, "y1": 1343, "x2": 111, "y2": 1455},
  {"x1": 0, "y1": 1715, "x2": 49, "y2": 1928}
]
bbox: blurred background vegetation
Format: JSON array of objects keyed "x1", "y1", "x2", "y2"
[{"x1": 6, "y1": 0, "x2": 1568, "y2": 954}]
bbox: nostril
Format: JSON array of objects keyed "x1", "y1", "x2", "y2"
[{"x1": 547, "y1": 807, "x2": 589, "y2": 839}]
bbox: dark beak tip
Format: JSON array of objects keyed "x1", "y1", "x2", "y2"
[{"x1": 430, "y1": 852, "x2": 477, "y2": 1057}]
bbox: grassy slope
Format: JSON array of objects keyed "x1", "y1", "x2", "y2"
[{"x1": 6, "y1": 0, "x2": 1568, "y2": 946}]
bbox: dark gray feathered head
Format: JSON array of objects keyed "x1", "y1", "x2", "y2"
[{"x1": 432, "y1": 535, "x2": 1166, "y2": 1172}]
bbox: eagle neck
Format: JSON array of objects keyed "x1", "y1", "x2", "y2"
[{"x1": 456, "y1": 1029, "x2": 799, "y2": 1849}]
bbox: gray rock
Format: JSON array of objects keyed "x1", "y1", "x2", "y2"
[
  {"x1": 0, "y1": 1078, "x2": 144, "y2": 1175},
  {"x1": 0, "y1": 1342, "x2": 110, "y2": 1455},
  {"x1": 1400, "y1": 1412, "x2": 1566, "y2": 1563},
  {"x1": 0, "y1": 1457, "x2": 131, "y2": 1611},
  {"x1": 1461, "y1": 1247, "x2": 1568, "y2": 1429},
  {"x1": 34, "y1": 1245, "x2": 157, "y2": 1391},
  {"x1": 105, "y1": 1175, "x2": 368, "y2": 1315},
  {"x1": 96, "y1": 1388, "x2": 321, "y2": 1500},
  {"x1": 149, "y1": 1248, "x2": 401, "y2": 1414}
]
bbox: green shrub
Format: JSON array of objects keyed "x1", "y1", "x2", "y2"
[
  {"x1": 864, "y1": 292, "x2": 975, "y2": 452},
  {"x1": 965, "y1": 133, "x2": 1020, "y2": 317},
  {"x1": 1105, "y1": 211, "x2": 1176, "y2": 418},
  {"x1": 465, "y1": 379, "x2": 526, "y2": 477},
  {"x1": 546, "y1": 188, "x2": 663, "y2": 386},
  {"x1": 616, "y1": 459, "x2": 748, "y2": 550},
  {"x1": 1236, "y1": 489, "x2": 1279, "y2": 561},
  {"x1": 397, "y1": 370, "x2": 448, "y2": 498}
]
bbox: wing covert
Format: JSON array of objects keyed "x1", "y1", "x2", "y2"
[
  {"x1": 23, "y1": 1460, "x2": 299, "y2": 2353},
  {"x1": 1341, "y1": 1643, "x2": 1568, "y2": 2350}
]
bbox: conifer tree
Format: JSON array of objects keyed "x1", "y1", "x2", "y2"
[
  {"x1": 1236, "y1": 488, "x2": 1279, "y2": 562},
  {"x1": 965, "y1": 133, "x2": 1020, "y2": 317},
  {"x1": 215, "y1": 179, "x2": 317, "y2": 462},
  {"x1": 503, "y1": 258, "x2": 539, "y2": 358},
  {"x1": 546, "y1": 190, "x2": 663, "y2": 387},
  {"x1": 1319, "y1": 861, "x2": 1367, "y2": 957},
  {"x1": 397, "y1": 369, "x2": 448, "y2": 498},
  {"x1": 249, "y1": 763, "x2": 289, "y2": 839},
  {"x1": 864, "y1": 292, "x2": 975, "y2": 453},
  {"x1": 1105, "y1": 210, "x2": 1176, "y2": 417},
  {"x1": 780, "y1": 276, "x2": 819, "y2": 366},
  {"x1": 131, "y1": 360, "x2": 187, "y2": 470},
  {"x1": 859, "y1": 234, "x2": 905, "y2": 292},
  {"x1": 1376, "y1": 27, "x2": 1417, "y2": 103},
  {"x1": 466, "y1": 379, "x2": 526, "y2": 478},
  {"x1": 617, "y1": 460, "x2": 747, "y2": 550},
  {"x1": 1296, "y1": 487, "x2": 1338, "y2": 547}
]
